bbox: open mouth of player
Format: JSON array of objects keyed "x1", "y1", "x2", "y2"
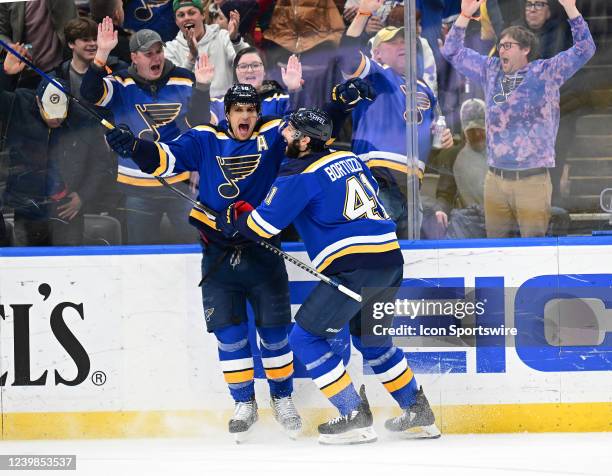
[{"x1": 238, "y1": 123, "x2": 250, "y2": 134}]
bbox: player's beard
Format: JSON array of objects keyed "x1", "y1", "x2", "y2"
[{"x1": 285, "y1": 139, "x2": 302, "y2": 158}]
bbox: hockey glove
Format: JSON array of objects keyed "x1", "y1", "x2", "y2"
[
  {"x1": 331, "y1": 77, "x2": 376, "y2": 112},
  {"x1": 218, "y1": 200, "x2": 254, "y2": 238},
  {"x1": 105, "y1": 124, "x2": 138, "y2": 157}
]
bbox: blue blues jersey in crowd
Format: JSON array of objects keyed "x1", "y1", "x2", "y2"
[
  {"x1": 210, "y1": 93, "x2": 291, "y2": 126},
  {"x1": 346, "y1": 53, "x2": 436, "y2": 176},
  {"x1": 142, "y1": 117, "x2": 286, "y2": 244},
  {"x1": 237, "y1": 150, "x2": 403, "y2": 274},
  {"x1": 123, "y1": 0, "x2": 179, "y2": 42},
  {"x1": 83, "y1": 66, "x2": 200, "y2": 187}
]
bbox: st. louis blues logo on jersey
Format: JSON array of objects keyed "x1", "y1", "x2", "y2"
[
  {"x1": 136, "y1": 103, "x2": 182, "y2": 141},
  {"x1": 400, "y1": 84, "x2": 432, "y2": 125},
  {"x1": 132, "y1": 0, "x2": 171, "y2": 21},
  {"x1": 216, "y1": 154, "x2": 262, "y2": 199}
]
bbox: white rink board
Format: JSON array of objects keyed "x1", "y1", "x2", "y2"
[{"x1": 0, "y1": 239, "x2": 611, "y2": 437}]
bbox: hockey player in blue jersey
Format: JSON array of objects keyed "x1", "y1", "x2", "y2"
[
  {"x1": 104, "y1": 82, "x2": 370, "y2": 442},
  {"x1": 218, "y1": 108, "x2": 441, "y2": 445},
  {"x1": 105, "y1": 83, "x2": 300, "y2": 441}
]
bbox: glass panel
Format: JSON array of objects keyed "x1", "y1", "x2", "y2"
[
  {"x1": 420, "y1": 0, "x2": 608, "y2": 240},
  {"x1": 1, "y1": 1, "x2": 610, "y2": 247}
]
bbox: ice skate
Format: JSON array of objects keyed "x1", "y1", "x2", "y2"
[
  {"x1": 318, "y1": 385, "x2": 377, "y2": 445},
  {"x1": 229, "y1": 399, "x2": 258, "y2": 443},
  {"x1": 385, "y1": 386, "x2": 441, "y2": 439},
  {"x1": 271, "y1": 395, "x2": 302, "y2": 439}
]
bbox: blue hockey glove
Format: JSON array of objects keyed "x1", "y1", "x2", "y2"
[
  {"x1": 331, "y1": 77, "x2": 377, "y2": 111},
  {"x1": 105, "y1": 124, "x2": 137, "y2": 157}
]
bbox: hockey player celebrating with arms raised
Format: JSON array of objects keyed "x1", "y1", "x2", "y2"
[
  {"x1": 218, "y1": 108, "x2": 441, "y2": 445},
  {"x1": 104, "y1": 78, "x2": 373, "y2": 441},
  {"x1": 106, "y1": 82, "x2": 300, "y2": 442}
]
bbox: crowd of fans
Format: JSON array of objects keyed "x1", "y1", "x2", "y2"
[{"x1": 0, "y1": 0, "x2": 602, "y2": 246}]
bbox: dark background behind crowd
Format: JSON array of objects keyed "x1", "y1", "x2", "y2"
[{"x1": 0, "y1": 0, "x2": 610, "y2": 246}]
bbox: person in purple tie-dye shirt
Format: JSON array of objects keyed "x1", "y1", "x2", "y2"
[{"x1": 441, "y1": 0, "x2": 595, "y2": 238}]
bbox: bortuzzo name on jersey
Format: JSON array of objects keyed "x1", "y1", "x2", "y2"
[{"x1": 324, "y1": 157, "x2": 364, "y2": 182}]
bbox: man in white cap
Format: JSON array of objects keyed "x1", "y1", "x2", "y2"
[{"x1": 1, "y1": 44, "x2": 113, "y2": 246}]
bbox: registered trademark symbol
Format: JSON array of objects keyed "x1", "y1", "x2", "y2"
[{"x1": 91, "y1": 371, "x2": 106, "y2": 386}]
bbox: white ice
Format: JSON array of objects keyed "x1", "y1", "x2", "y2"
[{"x1": 2, "y1": 427, "x2": 612, "y2": 476}]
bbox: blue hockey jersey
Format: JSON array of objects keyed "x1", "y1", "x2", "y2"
[
  {"x1": 139, "y1": 117, "x2": 286, "y2": 244},
  {"x1": 81, "y1": 63, "x2": 204, "y2": 187},
  {"x1": 237, "y1": 150, "x2": 403, "y2": 275},
  {"x1": 346, "y1": 53, "x2": 436, "y2": 175},
  {"x1": 123, "y1": 0, "x2": 179, "y2": 42}
]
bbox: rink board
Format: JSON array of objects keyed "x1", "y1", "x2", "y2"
[{"x1": 0, "y1": 237, "x2": 611, "y2": 439}]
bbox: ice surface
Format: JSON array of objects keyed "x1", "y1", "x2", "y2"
[{"x1": 2, "y1": 428, "x2": 611, "y2": 476}]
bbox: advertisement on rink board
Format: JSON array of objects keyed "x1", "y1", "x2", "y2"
[{"x1": 0, "y1": 238, "x2": 611, "y2": 437}]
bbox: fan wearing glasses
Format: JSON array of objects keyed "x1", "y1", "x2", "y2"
[
  {"x1": 209, "y1": 47, "x2": 303, "y2": 126},
  {"x1": 518, "y1": 0, "x2": 573, "y2": 60},
  {"x1": 442, "y1": 0, "x2": 595, "y2": 238}
]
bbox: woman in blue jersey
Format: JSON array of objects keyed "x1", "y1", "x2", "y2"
[{"x1": 209, "y1": 47, "x2": 303, "y2": 124}]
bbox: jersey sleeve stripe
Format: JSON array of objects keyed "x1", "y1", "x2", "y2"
[
  {"x1": 113, "y1": 76, "x2": 135, "y2": 87},
  {"x1": 345, "y1": 52, "x2": 371, "y2": 79},
  {"x1": 189, "y1": 208, "x2": 218, "y2": 230},
  {"x1": 152, "y1": 142, "x2": 176, "y2": 177},
  {"x1": 117, "y1": 171, "x2": 190, "y2": 186},
  {"x1": 258, "y1": 119, "x2": 283, "y2": 133},
  {"x1": 366, "y1": 159, "x2": 425, "y2": 176},
  {"x1": 151, "y1": 142, "x2": 168, "y2": 176},
  {"x1": 194, "y1": 124, "x2": 230, "y2": 139},
  {"x1": 96, "y1": 77, "x2": 114, "y2": 107},
  {"x1": 246, "y1": 214, "x2": 273, "y2": 238},
  {"x1": 167, "y1": 77, "x2": 193, "y2": 86},
  {"x1": 251, "y1": 210, "x2": 281, "y2": 235}
]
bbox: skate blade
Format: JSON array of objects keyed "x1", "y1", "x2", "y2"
[
  {"x1": 395, "y1": 423, "x2": 441, "y2": 439},
  {"x1": 232, "y1": 424, "x2": 256, "y2": 444},
  {"x1": 318, "y1": 426, "x2": 378, "y2": 445},
  {"x1": 283, "y1": 427, "x2": 302, "y2": 440}
]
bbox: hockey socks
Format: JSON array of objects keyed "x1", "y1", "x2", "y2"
[
  {"x1": 214, "y1": 323, "x2": 255, "y2": 402},
  {"x1": 353, "y1": 336, "x2": 418, "y2": 408},
  {"x1": 289, "y1": 324, "x2": 361, "y2": 415},
  {"x1": 258, "y1": 326, "x2": 294, "y2": 398}
]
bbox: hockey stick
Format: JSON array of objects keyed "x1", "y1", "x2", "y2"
[
  {"x1": 156, "y1": 177, "x2": 363, "y2": 303},
  {"x1": 0, "y1": 39, "x2": 116, "y2": 131},
  {"x1": 0, "y1": 39, "x2": 362, "y2": 303}
]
